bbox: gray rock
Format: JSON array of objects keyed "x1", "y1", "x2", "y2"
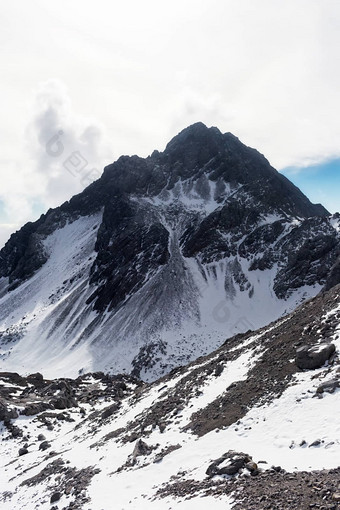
[
  {"x1": 214, "y1": 364, "x2": 224, "y2": 377},
  {"x1": 158, "y1": 422, "x2": 166, "y2": 433},
  {"x1": 50, "y1": 492, "x2": 61, "y2": 503},
  {"x1": 245, "y1": 461, "x2": 258, "y2": 475},
  {"x1": 39, "y1": 441, "x2": 51, "y2": 451},
  {"x1": 295, "y1": 343, "x2": 336, "y2": 370},
  {"x1": 22, "y1": 402, "x2": 51, "y2": 416},
  {"x1": 206, "y1": 450, "x2": 252, "y2": 477},
  {"x1": 132, "y1": 439, "x2": 152, "y2": 460},
  {"x1": 309, "y1": 439, "x2": 321, "y2": 447},
  {"x1": 101, "y1": 402, "x2": 120, "y2": 420},
  {"x1": 0, "y1": 400, "x2": 18, "y2": 422},
  {"x1": 316, "y1": 378, "x2": 340, "y2": 394}
]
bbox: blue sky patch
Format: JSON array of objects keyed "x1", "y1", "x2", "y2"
[{"x1": 281, "y1": 159, "x2": 340, "y2": 214}]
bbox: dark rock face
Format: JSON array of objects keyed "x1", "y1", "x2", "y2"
[
  {"x1": 295, "y1": 343, "x2": 336, "y2": 370},
  {"x1": 0, "y1": 123, "x2": 334, "y2": 300},
  {"x1": 0, "y1": 180, "x2": 105, "y2": 287},
  {"x1": 0, "y1": 123, "x2": 339, "y2": 380},
  {"x1": 87, "y1": 198, "x2": 170, "y2": 311},
  {"x1": 324, "y1": 253, "x2": 340, "y2": 291}
]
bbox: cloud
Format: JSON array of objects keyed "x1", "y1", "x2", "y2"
[
  {"x1": 26, "y1": 80, "x2": 112, "y2": 204},
  {"x1": 0, "y1": 80, "x2": 112, "y2": 248},
  {"x1": 1, "y1": 1, "x2": 340, "y2": 246}
]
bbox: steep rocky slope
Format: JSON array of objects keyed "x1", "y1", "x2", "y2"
[
  {"x1": 0, "y1": 123, "x2": 339, "y2": 379},
  {"x1": 0, "y1": 284, "x2": 339, "y2": 509}
]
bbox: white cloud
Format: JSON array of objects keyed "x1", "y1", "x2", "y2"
[
  {"x1": 1, "y1": 0, "x2": 340, "y2": 246},
  {"x1": 0, "y1": 80, "x2": 112, "y2": 248}
]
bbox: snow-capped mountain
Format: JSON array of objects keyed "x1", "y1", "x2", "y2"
[
  {"x1": 0, "y1": 122, "x2": 339, "y2": 380},
  {"x1": 0, "y1": 283, "x2": 339, "y2": 509}
]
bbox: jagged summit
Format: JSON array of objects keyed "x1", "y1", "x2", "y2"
[
  {"x1": 99, "y1": 122, "x2": 328, "y2": 218},
  {"x1": 164, "y1": 122, "x2": 225, "y2": 155},
  {"x1": 0, "y1": 124, "x2": 339, "y2": 379}
]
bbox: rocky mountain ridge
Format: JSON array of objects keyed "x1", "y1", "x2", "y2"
[{"x1": 0, "y1": 123, "x2": 339, "y2": 379}]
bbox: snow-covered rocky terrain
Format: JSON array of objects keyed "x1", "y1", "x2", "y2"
[
  {"x1": 0, "y1": 283, "x2": 340, "y2": 509},
  {"x1": 0, "y1": 123, "x2": 339, "y2": 379}
]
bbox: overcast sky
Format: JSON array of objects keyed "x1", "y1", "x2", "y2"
[{"x1": 1, "y1": 0, "x2": 340, "y2": 248}]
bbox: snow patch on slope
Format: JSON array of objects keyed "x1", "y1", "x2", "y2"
[{"x1": 0, "y1": 212, "x2": 103, "y2": 377}]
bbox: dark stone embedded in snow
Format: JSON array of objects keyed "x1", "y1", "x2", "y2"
[
  {"x1": 22, "y1": 402, "x2": 52, "y2": 416},
  {"x1": 50, "y1": 395, "x2": 77, "y2": 410},
  {"x1": 132, "y1": 439, "x2": 153, "y2": 460},
  {"x1": 39, "y1": 441, "x2": 51, "y2": 451},
  {"x1": 309, "y1": 439, "x2": 321, "y2": 447},
  {"x1": 101, "y1": 402, "x2": 120, "y2": 420},
  {"x1": 50, "y1": 492, "x2": 61, "y2": 503},
  {"x1": 158, "y1": 422, "x2": 166, "y2": 433},
  {"x1": 295, "y1": 343, "x2": 336, "y2": 369},
  {"x1": 206, "y1": 450, "x2": 253, "y2": 477},
  {"x1": 0, "y1": 400, "x2": 18, "y2": 422},
  {"x1": 18, "y1": 447, "x2": 28, "y2": 456},
  {"x1": 316, "y1": 378, "x2": 340, "y2": 394},
  {"x1": 214, "y1": 364, "x2": 224, "y2": 377},
  {"x1": 153, "y1": 444, "x2": 182, "y2": 463}
]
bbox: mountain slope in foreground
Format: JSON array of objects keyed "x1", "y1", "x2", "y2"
[
  {"x1": 0, "y1": 123, "x2": 339, "y2": 380},
  {"x1": 0, "y1": 283, "x2": 339, "y2": 509}
]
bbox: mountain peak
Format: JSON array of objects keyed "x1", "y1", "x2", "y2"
[
  {"x1": 164, "y1": 122, "x2": 223, "y2": 153},
  {"x1": 0, "y1": 123, "x2": 338, "y2": 382}
]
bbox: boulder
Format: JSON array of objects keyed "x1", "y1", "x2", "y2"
[
  {"x1": 39, "y1": 441, "x2": 51, "y2": 451},
  {"x1": 0, "y1": 400, "x2": 18, "y2": 422},
  {"x1": 295, "y1": 343, "x2": 336, "y2": 369},
  {"x1": 214, "y1": 364, "x2": 224, "y2": 377},
  {"x1": 22, "y1": 402, "x2": 51, "y2": 416},
  {"x1": 132, "y1": 439, "x2": 152, "y2": 460},
  {"x1": 316, "y1": 378, "x2": 340, "y2": 394},
  {"x1": 50, "y1": 492, "x2": 61, "y2": 503},
  {"x1": 245, "y1": 460, "x2": 258, "y2": 474},
  {"x1": 27, "y1": 373, "x2": 44, "y2": 388},
  {"x1": 206, "y1": 450, "x2": 252, "y2": 477},
  {"x1": 0, "y1": 372, "x2": 26, "y2": 386},
  {"x1": 50, "y1": 395, "x2": 77, "y2": 410},
  {"x1": 158, "y1": 422, "x2": 166, "y2": 433}
]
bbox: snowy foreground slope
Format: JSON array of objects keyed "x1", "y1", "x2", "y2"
[
  {"x1": 1, "y1": 284, "x2": 339, "y2": 509},
  {"x1": 0, "y1": 123, "x2": 339, "y2": 380}
]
